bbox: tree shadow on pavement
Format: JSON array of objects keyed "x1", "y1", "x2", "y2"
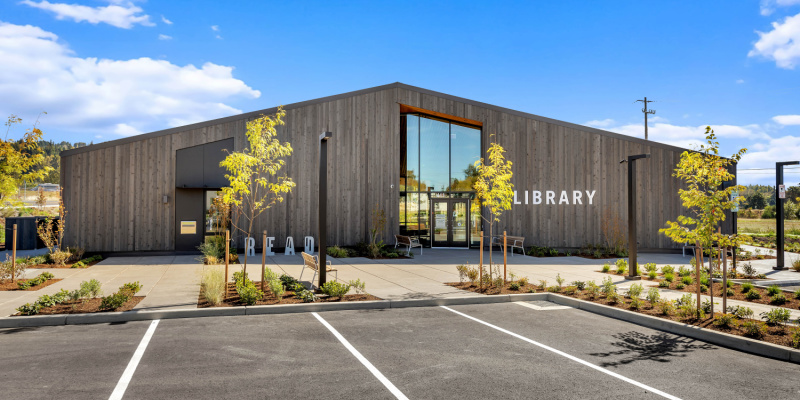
[{"x1": 589, "y1": 331, "x2": 716, "y2": 367}]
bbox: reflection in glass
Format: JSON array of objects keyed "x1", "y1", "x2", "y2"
[
  {"x1": 204, "y1": 190, "x2": 224, "y2": 234},
  {"x1": 433, "y1": 201, "x2": 448, "y2": 243},
  {"x1": 452, "y1": 201, "x2": 467, "y2": 243},
  {"x1": 419, "y1": 117, "x2": 450, "y2": 192},
  {"x1": 402, "y1": 115, "x2": 420, "y2": 192},
  {"x1": 449, "y1": 124, "x2": 481, "y2": 191}
]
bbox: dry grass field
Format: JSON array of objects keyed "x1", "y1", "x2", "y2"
[{"x1": 738, "y1": 218, "x2": 800, "y2": 234}]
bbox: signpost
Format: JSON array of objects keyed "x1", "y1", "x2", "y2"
[
  {"x1": 318, "y1": 132, "x2": 332, "y2": 287},
  {"x1": 621, "y1": 153, "x2": 650, "y2": 279},
  {"x1": 776, "y1": 161, "x2": 799, "y2": 270}
]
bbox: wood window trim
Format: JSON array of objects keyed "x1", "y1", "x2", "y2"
[{"x1": 399, "y1": 104, "x2": 483, "y2": 127}]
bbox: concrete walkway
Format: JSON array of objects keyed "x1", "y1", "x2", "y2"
[{"x1": 1, "y1": 249, "x2": 799, "y2": 322}]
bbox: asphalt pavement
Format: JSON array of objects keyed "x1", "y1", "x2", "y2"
[{"x1": 2, "y1": 302, "x2": 799, "y2": 400}]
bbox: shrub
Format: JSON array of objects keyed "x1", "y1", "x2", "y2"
[
  {"x1": 644, "y1": 263, "x2": 657, "y2": 273},
  {"x1": 263, "y1": 267, "x2": 279, "y2": 282},
  {"x1": 628, "y1": 298, "x2": 642, "y2": 310},
  {"x1": 297, "y1": 289, "x2": 316, "y2": 303},
  {"x1": 563, "y1": 285, "x2": 577, "y2": 295},
  {"x1": 681, "y1": 276, "x2": 693, "y2": 286},
  {"x1": 493, "y1": 276, "x2": 505, "y2": 288},
  {"x1": 120, "y1": 281, "x2": 142, "y2": 296},
  {"x1": 201, "y1": 266, "x2": 225, "y2": 306},
  {"x1": 675, "y1": 282, "x2": 686, "y2": 290},
  {"x1": 770, "y1": 293, "x2": 787, "y2": 305},
  {"x1": 741, "y1": 262, "x2": 757, "y2": 278},
  {"x1": 657, "y1": 299, "x2": 675, "y2": 316},
  {"x1": 0, "y1": 255, "x2": 27, "y2": 281},
  {"x1": 701, "y1": 299, "x2": 713, "y2": 314},
  {"x1": 456, "y1": 265, "x2": 468, "y2": 282},
  {"x1": 627, "y1": 283, "x2": 643, "y2": 299},
  {"x1": 327, "y1": 246, "x2": 349, "y2": 258},
  {"x1": 198, "y1": 239, "x2": 223, "y2": 264},
  {"x1": 538, "y1": 280, "x2": 548, "y2": 290},
  {"x1": 700, "y1": 276, "x2": 710, "y2": 287},
  {"x1": 615, "y1": 259, "x2": 628, "y2": 275},
  {"x1": 48, "y1": 250, "x2": 72, "y2": 266},
  {"x1": 17, "y1": 271, "x2": 54, "y2": 290},
  {"x1": 647, "y1": 271, "x2": 657, "y2": 280},
  {"x1": 664, "y1": 273, "x2": 675, "y2": 283},
  {"x1": 726, "y1": 288, "x2": 735, "y2": 297},
  {"x1": 767, "y1": 285, "x2": 781, "y2": 296},
  {"x1": 700, "y1": 284, "x2": 708, "y2": 293},
  {"x1": 601, "y1": 277, "x2": 615, "y2": 295},
  {"x1": 585, "y1": 281, "x2": 600, "y2": 299},
  {"x1": 601, "y1": 263, "x2": 610, "y2": 273},
  {"x1": 348, "y1": 279, "x2": 366, "y2": 294},
  {"x1": 547, "y1": 285, "x2": 561, "y2": 293},
  {"x1": 791, "y1": 329, "x2": 800, "y2": 349},
  {"x1": 518, "y1": 277, "x2": 529, "y2": 287},
  {"x1": 726, "y1": 305, "x2": 754, "y2": 320},
  {"x1": 678, "y1": 304, "x2": 703, "y2": 320},
  {"x1": 646, "y1": 288, "x2": 660, "y2": 304},
  {"x1": 658, "y1": 280, "x2": 669, "y2": 288},
  {"x1": 661, "y1": 265, "x2": 675, "y2": 275},
  {"x1": 99, "y1": 292, "x2": 129, "y2": 310},
  {"x1": 761, "y1": 308, "x2": 791, "y2": 326},
  {"x1": 677, "y1": 266, "x2": 691, "y2": 277},
  {"x1": 792, "y1": 258, "x2": 800, "y2": 272},
  {"x1": 725, "y1": 280, "x2": 733, "y2": 288},
  {"x1": 713, "y1": 313, "x2": 737, "y2": 329},
  {"x1": 675, "y1": 293, "x2": 694, "y2": 308},
  {"x1": 232, "y1": 271, "x2": 249, "y2": 284},
  {"x1": 555, "y1": 273, "x2": 565, "y2": 288},
  {"x1": 571, "y1": 281, "x2": 586, "y2": 290},
  {"x1": 746, "y1": 290, "x2": 761, "y2": 300},
  {"x1": 741, "y1": 282, "x2": 754, "y2": 293},
  {"x1": 742, "y1": 320, "x2": 767, "y2": 338},
  {"x1": 279, "y1": 274, "x2": 299, "y2": 288},
  {"x1": 321, "y1": 281, "x2": 350, "y2": 298},
  {"x1": 794, "y1": 289, "x2": 800, "y2": 300},
  {"x1": 606, "y1": 291, "x2": 621, "y2": 304},
  {"x1": 266, "y1": 279, "x2": 283, "y2": 303},
  {"x1": 509, "y1": 282, "x2": 520, "y2": 291},
  {"x1": 81, "y1": 279, "x2": 102, "y2": 298},
  {"x1": 467, "y1": 267, "x2": 479, "y2": 284},
  {"x1": 239, "y1": 281, "x2": 265, "y2": 305},
  {"x1": 16, "y1": 303, "x2": 42, "y2": 315}
]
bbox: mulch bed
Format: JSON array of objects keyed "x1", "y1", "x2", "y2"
[
  {"x1": 197, "y1": 282, "x2": 382, "y2": 307},
  {"x1": 0, "y1": 278, "x2": 62, "y2": 291},
  {"x1": 27, "y1": 259, "x2": 103, "y2": 269},
  {"x1": 447, "y1": 281, "x2": 799, "y2": 349},
  {"x1": 664, "y1": 281, "x2": 800, "y2": 309},
  {"x1": 576, "y1": 254, "x2": 622, "y2": 260},
  {"x1": 12, "y1": 296, "x2": 144, "y2": 316}
]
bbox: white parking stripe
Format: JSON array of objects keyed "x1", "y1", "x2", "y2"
[
  {"x1": 109, "y1": 320, "x2": 160, "y2": 400},
  {"x1": 312, "y1": 312, "x2": 409, "y2": 400},
  {"x1": 441, "y1": 306, "x2": 682, "y2": 400}
]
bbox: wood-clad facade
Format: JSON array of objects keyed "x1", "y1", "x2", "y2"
[{"x1": 61, "y1": 83, "x2": 725, "y2": 252}]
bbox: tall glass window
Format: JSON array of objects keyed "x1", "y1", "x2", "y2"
[{"x1": 399, "y1": 113, "x2": 481, "y2": 246}]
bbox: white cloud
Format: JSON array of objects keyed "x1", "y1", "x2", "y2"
[
  {"x1": 760, "y1": 0, "x2": 800, "y2": 16},
  {"x1": 736, "y1": 79, "x2": 745, "y2": 84},
  {"x1": 211, "y1": 25, "x2": 219, "y2": 31},
  {"x1": 585, "y1": 118, "x2": 615, "y2": 128},
  {"x1": 158, "y1": 34, "x2": 172, "y2": 40},
  {"x1": 20, "y1": 0, "x2": 154, "y2": 29},
  {"x1": 161, "y1": 15, "x2": 172, "y2": 25},
  {"x1": 773, "y1": 114, "x2": 800, "y2": 125},
  {"x1": 215, "y1": 34, "x2": 222, "y2": 40},
  {"x1": 0, "y1": 21, "x2": 260, "y2": 137},
  {"x1": 593, "y1": 121, "x2": 770, "y2": 150},
  {"x1": 748, "y1": 12, "x2": 800, "y2": 69}
]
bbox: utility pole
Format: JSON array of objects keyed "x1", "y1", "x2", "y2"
[{"x1": 635, "y1": 97, "x2": 656, "y2": 140}]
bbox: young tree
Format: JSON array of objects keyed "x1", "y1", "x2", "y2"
[
  {"x1": 1, "y1": 114, "x2": 52, "y2": 211},
  {"x1": 747, "y1": 191, "x2": 766, "y2": 210},
  {"x1": 471, "y1": 139, "x2": 514, "y2": 281},
  {"x1": 660, "y1": 127, "x2": 746, "y2": 317},
  {"x1": 220, "y1": 107, "x2": 295, "y2": 275}
]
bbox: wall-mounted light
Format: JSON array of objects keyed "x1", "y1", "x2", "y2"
[{"x1": 163, "y1": 195, "x2": 169, "y2": 204}]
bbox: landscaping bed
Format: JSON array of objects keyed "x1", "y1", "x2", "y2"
[
  {"x1": 197, "y1": 282, "x2": 381, "y2": 307},
  {"x1": 447, "y1": 280, "x2": 800, "y2": 349},
  {"x1": 27, "y1": 258, "x2": 103, "y2": 269},
  {"x1": 14, "y1": 296, "x2": 144, "y2": 316},
  {"x1": 0, "y1": 278, "x2": 62, "y2": 291}
]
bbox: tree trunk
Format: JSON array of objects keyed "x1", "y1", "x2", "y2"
[
  {"x1": 488, "y1": 223, "x2": 493, "y2": 281},
  {"x1": 695, "y1": 241, "x2": 702, "y2": 319}
]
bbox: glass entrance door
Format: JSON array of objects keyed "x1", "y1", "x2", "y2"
[{"x1": 431, "y1": 199, "x2": 469, "y2": 248}]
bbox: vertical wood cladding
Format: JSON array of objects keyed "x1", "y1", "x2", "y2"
[{"x1": 62, "y1": 84, "x2": 716, "y2": 252}]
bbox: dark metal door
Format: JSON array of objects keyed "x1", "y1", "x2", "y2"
[
  {"x1": 175, "y1": 189, "x2": 204, "y2": 251},
  {"x1": 431, "y1": 199, "x2": 469, "y2": 248}
]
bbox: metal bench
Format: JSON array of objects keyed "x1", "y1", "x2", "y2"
[
  {"x1": 300, "y1": 252, "x2": 337, "y2": 287},
  {"x1": 491, "y1": 235, "x2": 525, "y2": 256},
  {"x1": 394, "y1": 235, "x2": 422, "y2": 256}
]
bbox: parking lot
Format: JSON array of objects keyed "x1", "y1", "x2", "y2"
[{"x1": 3, "y1": 302, "x2": 800, "y2": 400}]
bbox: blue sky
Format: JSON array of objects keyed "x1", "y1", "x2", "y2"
[{"x1": 1, "y1": 0, "x2": 799, "y2": 185}]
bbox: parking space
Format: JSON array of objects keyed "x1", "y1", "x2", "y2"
[{"x1": 2, "y1": 303, "x2": 800, "y2": 400}]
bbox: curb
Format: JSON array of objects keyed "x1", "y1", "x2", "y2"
[
  {"x1": 0, "y1": 293, "x2": 551, "y2": 328},
  {"x1": 545, "y1": 293, "x2": 800, "y2": 364}
]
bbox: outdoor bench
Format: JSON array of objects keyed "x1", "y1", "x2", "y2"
[
  {"x1": 300, "y1": 251, "x2": 337, "y2": 287},
  {"x1": 491, "y1": 235, "x2": 525, "y2": 256},
  {"x1": 394, "y1": 235, "x2": 422, "y2": 256}
]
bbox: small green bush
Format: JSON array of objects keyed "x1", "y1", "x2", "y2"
[
  {"x1": 279, "y1": 274, "x2": 298, "y2": 288},
  {"x1": 681, "y1": 276, "x2": 693, "y2": 286},
  {"x1": 563, "y1": 285, "x2": 577, "y2": 295},
  {"x1": 119, "y1": 281, "x2": 142, "y2": 297},
  {"x1": 657, "y1": 299, "x2": 675, "y2": 316},
  {"x1": 321, "y1": 281, "x2": 350, "y2": 298},
  {"x1": 725, "y1": 280, "x2": 733, "y2": 288},
  {"x1": 99, "y1": 292, "x2": 129, "y2": 310},
  {"x1": 677, "y1": 266, "x2": 691, "y2": 277},
  {"x1": 627, "y1": 283, "x2": 643, "y2": 299},
  {"x1": 239, "y1": 282, "x2": 264, "y2": 305},
  {"x1": 742, "y1": 320, "x2": 767, "y2": 338},
  {"x1": 766, "y1": 285, "x2": 781, "y2": 296},
  {"x1": 658, "y1": 280, "x2": 669, "y2": 288},
  {"x1": 660, "y1": 265, "x2": 675, "y2": 275},
  {"x1": 700, "y1": 276, "x2": 710, "y2": 287},
  {"x1": 232, "y1": 271, "x2": 249, "y2": 284},
  {"x1": 267, "y1": 279, "x2": 284, "y2": 303},
  {"x1": 16, "y1": 302, "x2": 42, "y2": 315},
  {"x1": 585, "y1": 281, "x2": 600, "y2": 299},
  {"x1": 606, "y1": 291, "x2": 621, "y2": 304},
  {"x1": 518, "y1": 276, "x2": 529, "y2": 287},
  {"x1": 761, "y1": 308, "x2": 791, "y2": 326},
  {"x1": 770, "y1": 293, "x2": 787, "y2": 305},
  {"x1": 615, "y1": 259, "x2": 628, "y2": 275},
  {"x1": 547, "y1": 285, "x2": 561, "y2": 293},
  {"x1": 629, "y1": 298, "x2": 642, "y2": 310},
  {"x1": 726, "y1": 305, "x2": 754, "y2": 319},
  {"x1": 664, "y1": 273, "x2": 675, "y2": 283},
  {"x1": 297, "y1": 289, "x2": 316, "y2": 303},
  {"x1": 647, "y1": 271, "x2": 657, "y2": 280},
  {"x1": 646, "y1": 288, "x2": 660, "y2": 304},
  {"x1": 794, "y1": 289, "x2": 800, "y2": 300},
  {"x1": 644, "y1": 263, "x2": 657, "y2": 273},
  {"x1": 327, "y1": 246, "x2": 349, "y2": 258},
  {"x1": 570, "y1": 281, "x2": 586, "y2": 290},
  {"x1": 17, "y1": 271, "x2": 55, "y2": 290},
  {"x1": 741, "y1": 282, "x2": 754, "y2": 293},
  {"x1": 675, "y1": 282, "x2": 685, "y2": 290},
  {"x1": 792, "y1": 329, "x2": 800, "y2": 349},
  {"x1": 601, "y1": 263, "x2": 610, "y2": 273},
  {"x1": 509, "y1": 282, "x2": 521, "y2": 291},
  {"x1": 601, "y1": 277, "x2": 615, "y2": 295},
  {"x1": 700, "y1": 284, "x2": 708, "y2": 293},
  {"x1": 746, "y1": 290, "x2": 761, "y2": 300},
  {"x1": 713, "y1": 313, "x2": 737, "y2": 329},
  {"x1": 555, "y1": 273, "x2": 565, "y2": 288},
  {"x1": 726, "y1": 288, "x2": 735, "y2": 297},
  {"x1": 81, "y1": 279, "x2": 102, "y2": 298}
]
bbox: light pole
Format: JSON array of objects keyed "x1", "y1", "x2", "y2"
[
  {"x1": 621, "y1": 153, "x2": 650, "y2": 279},
  {"x1": 775, "y1": 161, "x2": 799, "y2": 270},
  {"x1": 318, "y1": 131, "x2": 332, "y2": 287}
]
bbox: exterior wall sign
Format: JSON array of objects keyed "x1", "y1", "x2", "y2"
[
  {"x1": 779, "y1": 185, "x2": 786, "y2": 199},
  {"x1": 512, "y1": 190, "x2": 597, "y2": 206},
  {"x1": 180, "y1": 221, "x2": 196, "y2": 234}
]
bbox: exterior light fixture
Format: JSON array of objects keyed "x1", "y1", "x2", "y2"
[
  {"x1": 318, "y1": 131, "x2": 332, "y2": 286},
  {"x1": 622, "y1": 153, "x2": 650, "y2": 279}
]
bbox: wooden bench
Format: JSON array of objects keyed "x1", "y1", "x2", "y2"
[
  {"x1": 300, "y1": 252, "x2": 337, "y2": 287},
  {"x1": 394, "y1": 235, "x2": 422, "y2": 256},
  {"x1": 491, "y1": 235, "x2": 525, "y2": 256}
]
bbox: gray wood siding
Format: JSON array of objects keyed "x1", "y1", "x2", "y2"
[{"x1": 62, "y1": 84, "x2": 712, "y2": 252}]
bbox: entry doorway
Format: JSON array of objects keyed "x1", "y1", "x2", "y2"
[{"x1": 431, "y1": 199, "x2": 469, "y2": 248}]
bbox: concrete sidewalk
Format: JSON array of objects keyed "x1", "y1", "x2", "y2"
[{"x1": 1, "y1": 249, "x2": 798, "y2": 322}]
